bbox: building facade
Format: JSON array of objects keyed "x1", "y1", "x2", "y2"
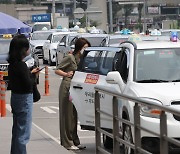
[{"x1": 114, "y1": 0, "x2": 180, "y2": 30}]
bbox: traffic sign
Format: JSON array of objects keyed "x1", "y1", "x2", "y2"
[
  {"x1": 74, "y1": 8, "x2": 84, "y2": 19},
  {"x1": 32, "y1": 14, "x2": 51, "y2": 22}
]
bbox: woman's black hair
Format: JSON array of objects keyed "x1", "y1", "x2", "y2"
[
  {"x1": 73, "y1": 37, "x2": 91, "y2": 55},
  {"x1": 8, "y1": 34, "x2": 29, "y2": 64}
]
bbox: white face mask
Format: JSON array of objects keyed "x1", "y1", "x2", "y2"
[{"x1": 80, "y1": 48, "x2": 84, "y2": 54}]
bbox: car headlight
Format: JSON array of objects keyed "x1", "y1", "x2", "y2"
[{"x1": 140, "y1": 98, "x2": 162, "y2": 118}]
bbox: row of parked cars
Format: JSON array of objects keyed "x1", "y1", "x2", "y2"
[
  {"x1": 29, "y1": 30, "x2": 131, "y2": 66},
  {"x1": 30, "y1": 28, "x2": 180, "y2": 67}
]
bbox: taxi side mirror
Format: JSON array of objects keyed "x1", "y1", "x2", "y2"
[{"x1": 106, "y1": 71, "x2": 125, "y2": 92}]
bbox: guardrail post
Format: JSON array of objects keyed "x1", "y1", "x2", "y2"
[
  {"x1": 160, "y1": 111, "x2": 168, "y2": 154},
  {"x1": 95, "y1": 90, "x2": 101, "y2": 154},
  {"x1": 113, "y1": 96, "x2": 120, "y2": 154},
  {"x1": 134, "y1": 103, "x2": 141, "y2": 154}
]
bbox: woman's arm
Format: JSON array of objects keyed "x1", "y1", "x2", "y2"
[
  {"x1": 55, "y1": 54, "x2": 73, "y2": 77},
  {"x1": 55, "y1": 69, "x2": 73, "y2": 78}
]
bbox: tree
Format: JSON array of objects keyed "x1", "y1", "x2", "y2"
[{"x1": 124, "y1": 4, "x2": 133, "y2": 28}]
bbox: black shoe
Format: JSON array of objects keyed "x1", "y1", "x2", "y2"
[{"x1": 77, "y1": 144, "x2": 86, "y2": 150}]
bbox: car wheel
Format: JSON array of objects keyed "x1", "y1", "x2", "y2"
[
  {"x1": 103, "y1": 134, "x2": 113, "y2": 149},
  {"x1": 123, "y1": 123, "x2": 134, "y2": 154},
  {"x1": 43, "y1": 58, "x2": 48, "y2": 64}
]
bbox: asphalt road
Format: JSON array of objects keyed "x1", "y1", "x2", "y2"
[{"x1": 5, "y1": 60, "x2": 97, "y2": 154}]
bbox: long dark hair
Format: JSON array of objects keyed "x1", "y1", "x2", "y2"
[
  {"x1": 73, "y1": 37, "x2": 91, "y2": 55},
  {"x1": 8, "y1": 34, "x2": 29, "y2": 64}
]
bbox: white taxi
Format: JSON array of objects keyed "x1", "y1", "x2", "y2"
[
  {"x1": 42, "y1": 31, "x2": 73, "y2": 66},
  {"x1": 70, "y1": 38, "x2": 180, "y2": 153}
]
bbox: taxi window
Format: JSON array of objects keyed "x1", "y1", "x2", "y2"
[
  {"x1": 115, "y1": 48, "x2": 130, "y2": 82},
  {"x1": 79, "y1": 50, "x2": 116, "y2": 75},
  {"x1": 31, "y1": 32, "x2": 52, "y2": 40},
  {"x1": 52, "y1": 34, "x2": 64, "y2": 43},
  {"x1": 60, "y1": 36, "x2": 66, "y2": 44}
]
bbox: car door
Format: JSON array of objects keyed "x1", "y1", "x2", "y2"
[
  {"x1": 70, "y1": 49, "x2": 120, "y2": 130},
  {"x1": 43, "y1": 34, "x2": 52, "y2": 61}
]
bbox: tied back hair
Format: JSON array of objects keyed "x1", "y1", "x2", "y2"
[
  {"x1": 73, "y1": 37, "x2": 91, "y2": 55},
  {"x1": 8, "y1": 34, "x2": 29, "y2": 64}
]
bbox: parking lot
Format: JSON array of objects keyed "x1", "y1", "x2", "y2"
[{"x1": 1, "y1": 60, "x2": 98, "y2": 154}]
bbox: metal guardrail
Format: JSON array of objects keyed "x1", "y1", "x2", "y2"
[{"x1": 94, "y1": 86, "x2": 180, "y2": 154}]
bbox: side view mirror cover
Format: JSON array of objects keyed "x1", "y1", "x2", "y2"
[{"x1": 106, "y1": 71, "x2": 125, "y2": 91}]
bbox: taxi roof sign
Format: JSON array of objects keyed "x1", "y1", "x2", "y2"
[
  {"x1": 128, "y1": 34, "x2": 142, "y2": 42},
  {"x1": 3, "y1": 34, "x2": 12, "y2": 38}
]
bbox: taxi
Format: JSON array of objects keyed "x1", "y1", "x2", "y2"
[
  {"x1": 0, "y1": 35, "x2": 39, "y2": 89},
  {"x1": 69, "y1": 35, "x2": 180, "y2": 153},
  {"x1": 0, "y1": 37, "x2": 12, "y2": 88}
]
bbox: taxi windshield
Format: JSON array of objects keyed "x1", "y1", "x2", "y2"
[
  {"x1": 31, "y1": 32, "x2": 52, "y2": 40},
  {"x1": 85, "y1": 37, "x2": 107, "y2": 46},
  {"x1": 135, "y1": 48, "x2": 180, "y2": 82}
]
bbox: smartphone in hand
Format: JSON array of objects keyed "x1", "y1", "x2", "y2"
[{"x1": 36, "y1": 66, "x2": 45, "y2": 73}]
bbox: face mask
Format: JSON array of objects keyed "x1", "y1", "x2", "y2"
[{"x1": 80, "y1": 48, "x2": 84, "y2": 54}]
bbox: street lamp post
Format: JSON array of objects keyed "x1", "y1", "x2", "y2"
[
  {"x1": 108, "y1": 0, "x2": 113, "y2": 33},
  {"x1": 52, "y1": 0, "x2": 56, "y2": 28},
  {"x1": 143, "y1": 0, "x2": 147, "y2": 32},
  {"x1": 73, "y1": 0, "x2": 76, "y2": 25}
]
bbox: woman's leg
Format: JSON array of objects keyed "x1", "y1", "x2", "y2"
[{"x1": 10, "y1": 93, "x2": 33, "y2": 154}]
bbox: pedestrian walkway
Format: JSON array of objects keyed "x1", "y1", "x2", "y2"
[{"x1": 0, "y1": 116, "x2": 73, "y2": 154}]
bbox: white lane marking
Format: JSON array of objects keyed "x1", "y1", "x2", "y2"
[
  {"x1": 40, "y1": 106, "x2": 88, "y2": 132},
  {"x1": 33, "y1": 102, "x2": 59, "y2": 105},
  {"x1": 40, "y1": 107, "x2": 56, "y2": 113},
  {"x1": 49, "y1": 106, "x2": 59, "y2": 110},
  {"x1": 7, "y1": 104, "x2": 88, "y2": 132},
  {"x1": 32, "y1": 122, "x2": 60, "y2": 144}
]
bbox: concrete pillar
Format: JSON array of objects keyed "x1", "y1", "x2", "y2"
[{"x1": 91, "y1": 0, "x2": 108, "y2": 33}]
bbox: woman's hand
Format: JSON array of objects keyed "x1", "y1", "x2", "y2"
[
  {"x1": 31, "y1": 67, "x2": 39, "y2": 74},
  {"x1": 66, "y1": 71, "x2": 73, "y2": 77}
]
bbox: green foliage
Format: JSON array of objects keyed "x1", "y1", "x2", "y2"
[
  {"x1": 90, "y1": 20, "x2": 101, "y2": 27},
  {"x1": 79, "y1": 16, "x2": 86, "y2": 28},
  {"x1": 135, "y1": 23, "x2": 143, "y2": 31}
]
